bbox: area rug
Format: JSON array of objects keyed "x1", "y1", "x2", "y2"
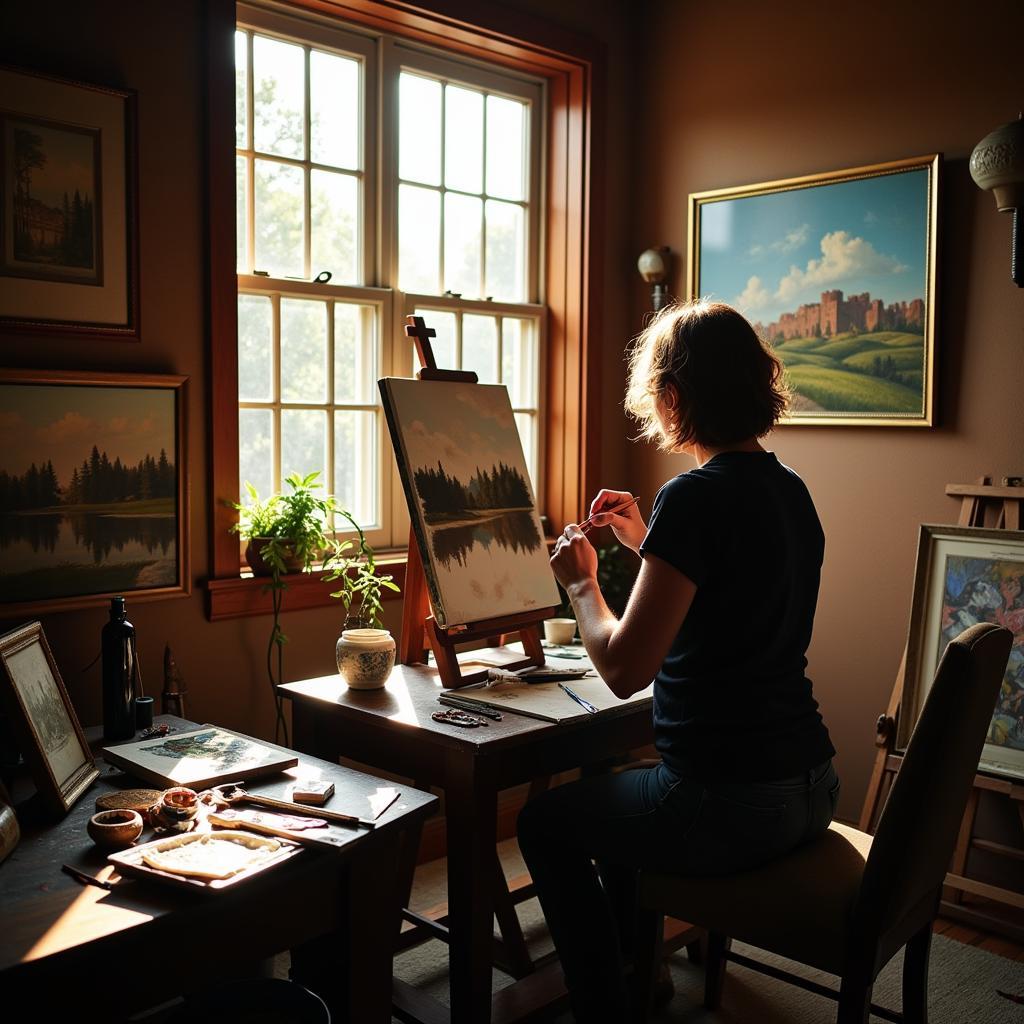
[{"x1": 389, "y1": 841, "x2": 1023, "y2": 1023}]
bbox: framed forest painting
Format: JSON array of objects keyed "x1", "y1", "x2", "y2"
[
  {"x1": 0, "y1": 370, "x2": 189, "y2": 615},
  {"x1": 689, "y1": 154, "x2": 939, "y2": 426},
  {"x1": 380, "y1": 377, "x2": 559, "y2": 628}
]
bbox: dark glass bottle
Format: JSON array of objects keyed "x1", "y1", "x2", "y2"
[{"x1": 102, "y1": 596, "x2": 136, "y2": 740}]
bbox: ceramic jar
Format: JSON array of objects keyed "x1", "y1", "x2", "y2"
[
  {"x1": 87, "y1": 809, "x2": 144, "y2": 849},
  {"x1": 336, "y1": 628, "x2": 396, "y2": 689}
]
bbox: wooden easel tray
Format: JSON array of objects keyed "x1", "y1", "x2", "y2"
[{"x1": 108, "y1": 830, "x2": 302, "y2": 894}]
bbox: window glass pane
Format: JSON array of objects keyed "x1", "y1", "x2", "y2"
[
  {"x1": 310, "y1": 49, "x2": 359, "y2": 170},
  {"x1": 444, "y1": 192, "x2": 482, "y2": 298},
  {"x1": 485, "y1": 199, "x2": 525, "y2": 301},
  {"x1": 398, "y1": 73, "x2": 441, "y2": 186},
  {"x1": 239, "y1": 408, "x2": 274, "y2": 504},
  {"x1": 486, "y1": 95, "x2": 525, "y2": 201},
  {"x1": 412, "y1": 308, "x2": 455, "y2": 371},
  {"x1": 281, "y1": 298, "x2": 327, "y2": 403},
  {"x1": 399, "y1": 184, "x2": 440, "y2": 294},
  {"x1": 311, "y1": 169, "x2": 358, "y2": 284},
  {"x1": 238, "y1": 295, "x2": 273, "y2": 402},
  {"x1": 236, "y1": 156, "x2": 248, "y2": 272},
  {"x1": 334, "y1": 304, "x2": 377, "y2": 403},
  {"x1": 254, "y1": 159, "x2": 304, "y2": 277},
  {"x1": 501, "y1": 318, "x2": 535, "y2": 407},
  {"x1": 235, "y1": 31, "x2": 248, "y2": 149},
  {"x1": 462, "y1": 314, "x2": 498, "y2": 383},
  {"x1": 253, "y1": 35, "x2": 305, "y2": 160},
  {"x1": 445, "y1": 85, "x2": 483, "y2": 194},
  {"x1": 335, "y1": 410, "x2": 378, "y2": 528},
  {"x1": 514, "y1": 412, "x2": 535, "y2": 488},
  {"x1": 281, "y1": 409, "x2": 327, "y2": 481}
]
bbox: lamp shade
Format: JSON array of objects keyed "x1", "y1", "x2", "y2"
[
  {"x1": 969, "y1": 115, "x2": 1024, "y2": 211},
  {"x1": 637, "y1": 247, "x2": 668, "y2": 283}
]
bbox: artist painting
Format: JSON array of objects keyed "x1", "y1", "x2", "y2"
[{"x1": 381, "y1": 377, "x2": 559, "y2": 626}]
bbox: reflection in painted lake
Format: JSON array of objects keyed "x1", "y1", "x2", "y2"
[{"x1": 429, "y1": 509, "x2": 541, "y2": 570}]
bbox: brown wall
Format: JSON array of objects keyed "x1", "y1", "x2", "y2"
[{"x1": 629, "y1": 0, "x2": 1024, "y2": 826}]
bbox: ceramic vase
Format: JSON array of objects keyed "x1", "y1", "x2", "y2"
[{"x1": 336, "y1": 628, "x2": 396, "y2": 689}]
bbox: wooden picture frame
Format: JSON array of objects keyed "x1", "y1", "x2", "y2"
[
  {"x1": 688, "y1": 154, "x2": 939, "y2": 426},
  {"x1": 0, "y1": 621, "x2": 98, "y2": 815},
  {"x1": 900, "y1": 525, "x2": 1023, "y2": 779},
  {"x1": 0, "y1": 65, "x2": 139, "y2": 338},
  {"x1": 0, "y1": 369, "x2": 190, "y2": 616}
]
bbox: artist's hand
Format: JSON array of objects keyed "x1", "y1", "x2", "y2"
[
  {"x1": 587, "y1": 489, "x2": 647, "y2": 554},
  {"x1": 550, "y1": 524, "x2": 598, "y2": 590}
]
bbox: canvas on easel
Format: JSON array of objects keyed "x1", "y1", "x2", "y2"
[{"x1": 380, "y1": 376, "x2": 560, "y2": 628}]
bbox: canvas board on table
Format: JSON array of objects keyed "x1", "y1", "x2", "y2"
[
  {"x1": 899, "y1": 525, "x2": 1024, "y2": 780},
  {"x1": 379, "y1": 377, "x2": 560, "y2": 628},
  {"x1": 102, "y1": 725, "x2": 297, "y2": 790}
]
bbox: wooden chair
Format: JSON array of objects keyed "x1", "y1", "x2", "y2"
[{"x1": 632, "y1": 622, "x2": 1013, "y2": 1023}]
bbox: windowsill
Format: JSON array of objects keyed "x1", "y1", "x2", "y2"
[{"x1": 206, "y1": 549, "x2": 410, "y2": 621}]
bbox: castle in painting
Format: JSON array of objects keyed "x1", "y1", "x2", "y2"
[{"x1": 756, "y1": 290, "x2": 925, "y2": 342}]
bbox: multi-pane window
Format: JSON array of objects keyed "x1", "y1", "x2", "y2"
[{"x1": 235, "y1": 6, "x2": 544, "y2": 548}]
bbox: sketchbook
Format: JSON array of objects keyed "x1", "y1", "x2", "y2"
[
  {"x1": 444, "y1": 677, "x2": 653, "y2": 724},
  {"x1": 101, "y1": 725, "x2": 297, "y2": 790}
]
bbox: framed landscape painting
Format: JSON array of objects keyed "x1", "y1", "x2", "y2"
[
  {"x1": 689, "y1": 155, "x2": 939, "y2": 426},
  {"x1": 0, "y1": 370, "x2": 189, "y2": 616},
  {"x1": 0, "y1": 65, "x2": 138, "y2": 337},
  {"x1": 899, "y1": 525, "x2": 1024, "y2": 780},
  {"x1": 380, "y1": 377, "x2": 559, "y2": 628}
]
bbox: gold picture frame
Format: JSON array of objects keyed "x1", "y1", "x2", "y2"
[
  {"x1": 0, "y1": 621, "x2": 98, "y2": 815},
  {"x1": 899, "y1": 525, "x2": 1023, "y2": 780},
  {"x1": 688, "y1": 154, "x2": 940, "y2": 426}
]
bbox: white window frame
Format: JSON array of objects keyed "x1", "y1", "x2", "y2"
[{"x1": 236, "y1": 3, "x2": 546, "y2": 551}]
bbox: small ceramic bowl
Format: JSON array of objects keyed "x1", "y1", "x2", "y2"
[
  {"x1": 87, "y1": 809, "x2": 144, "y2": 850},
  {"x1": 154, "y1": 787, "x2": 200, "y2": 829}
]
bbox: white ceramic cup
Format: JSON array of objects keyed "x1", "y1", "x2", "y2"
[{"x1": 544, "y1": 618, "x2": 577, "y2": 646}]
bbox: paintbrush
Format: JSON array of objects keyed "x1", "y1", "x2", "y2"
[{"x1": 578, "y1": 495, "x2": 639, "y2": 534}]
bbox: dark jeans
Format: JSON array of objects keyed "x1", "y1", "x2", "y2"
[{"x1": 516, "y1": 759, "x2": 840, "y2": 1022}]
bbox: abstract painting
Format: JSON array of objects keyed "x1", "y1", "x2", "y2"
[
  {"x1": 380, "y1": 377, "x2": 559, "y2": 627},
  {"x1": 689, "y1": 155, "x2": 939, "y2": 426},
  {"x1": 902, "y1": 525, "x2": 1024, "y2": 780}
]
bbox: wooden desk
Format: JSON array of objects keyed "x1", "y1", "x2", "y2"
[
  {"x1": 0, "y1": 716, "x2": 436, "y2": 1022},
  {"x1": 279, "y1": 664, "x2": 654, "y2": 1024}
]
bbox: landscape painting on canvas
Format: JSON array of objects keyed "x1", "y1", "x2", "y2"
[{"x1": 380, "y1": 378, "x2": 559, "y2": 627}]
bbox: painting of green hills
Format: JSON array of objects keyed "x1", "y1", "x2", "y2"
[{"x1": 773, "y1": 329, "x2": 925, "y2": 416}]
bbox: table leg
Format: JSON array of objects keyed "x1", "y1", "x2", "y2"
[{"x1": 444, "y1": 750, "x2": 498, "y2": 1024}]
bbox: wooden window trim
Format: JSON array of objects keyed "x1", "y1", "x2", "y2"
[{"x1": 206, "y1": 0, "x2": 603, "y2": 619}]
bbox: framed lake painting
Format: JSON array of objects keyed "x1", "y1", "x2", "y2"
[
  {"x1": 689, "y1": 155, "x2": 939, "y2": 426},
  {"x1": 0, "y1": 370, "x2": 189, "y2": 615},
  {"x1": 380, "y1": 377, "x2": 559, "y2": 628},
  {"x1": 0, "y1": 65, "x2": 138, "y2": 337},
  {"x1": 899, "y1": 525, "x2": 1023, "y2": 780}
]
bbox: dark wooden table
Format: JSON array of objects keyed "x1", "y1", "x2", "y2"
[
  {"x1": 279, "y1": 663, "x2": 655, "y2": 1024},
  {"x1": 0, "y1": 715, "x2": 436, "y2": 1022}
]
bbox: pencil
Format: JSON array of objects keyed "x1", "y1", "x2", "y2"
[
  {"x1": 558, "y1": 683, "x2": 598, "y2": 714},
  {"x1": 578, "y1": 495, "x2": 639, "y2": 534},
  {"x1": 62, "y1": 863, "x2": 114, "y2": 891}
]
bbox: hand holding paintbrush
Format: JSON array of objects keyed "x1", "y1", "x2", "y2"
[{"x1": 580, "y1": 491, "x2": 646, "y2": 552}]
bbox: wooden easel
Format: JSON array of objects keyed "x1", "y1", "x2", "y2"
[
  {"x1": 396, "y1": 315, "x2": 555, "y2": 689},
  {"x1": 859, "y1": 478, "x2": 1024, "y2": 939}
]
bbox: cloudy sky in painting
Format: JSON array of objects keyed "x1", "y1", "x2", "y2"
[
  {"x1": 384, "y1": 379, "x2": 531, "y2": 491},
  {"x1": 699, "y1": 168, "x2": 928, "y2": 325},
  {"x1": 0, "y1": 385, "x2": 175, "y2": 483}
]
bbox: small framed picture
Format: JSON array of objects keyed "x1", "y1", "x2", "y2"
[
  {"x1": 0, "y1": 65, "x2": 138, "y2": 337},
  {"x1": 0, "y1": 621, "x2": 98, "y2": 815},
  {"x1": 900, "y1": 525, "x2": 1024, "y2": 780}
]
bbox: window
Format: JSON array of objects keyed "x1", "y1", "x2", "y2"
[{"x1": 233, "y1": 6, "x2": 544, "y2": 549}]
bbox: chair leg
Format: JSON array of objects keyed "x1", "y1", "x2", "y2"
[
  {"x1": 630, "y1": 907, "x2": 663, "y2": 1023},
  {"x1": 703, "y1": 931, "x2": 731, "y2": 1010},
  {"x1": 902, "y1": 924, "x2": 933, "y2": 1024},
  {"x1": 836, "y1": 973, "x2": 872, "y2": 1024}
]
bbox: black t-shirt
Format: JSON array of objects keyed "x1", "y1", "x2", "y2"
[{"x1": 638, "y1": 450, "x2": 835, "y2": 782}]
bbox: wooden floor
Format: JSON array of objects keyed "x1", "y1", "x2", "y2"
[{"x1": 934, "y1": 912, "x2": 1024, "y2": 962}]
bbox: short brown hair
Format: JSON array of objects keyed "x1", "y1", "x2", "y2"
[{"x1": 625, "y1": 299, "x2": 789, "y2": 450}]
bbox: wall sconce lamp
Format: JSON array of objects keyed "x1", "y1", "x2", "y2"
[
  {"x1": 637, "y1": 247, "x2": 672, "y2": 311},
  {"x1": 969, "y1": 114, "x2": 1024, "y2": 287}
]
